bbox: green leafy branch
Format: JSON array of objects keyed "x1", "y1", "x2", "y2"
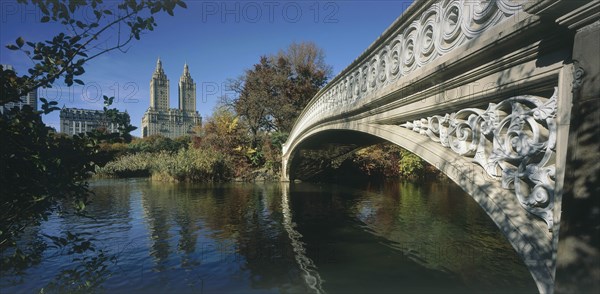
[{"x1": 3, "y1": 0, "x2": 187, "y2": 106}]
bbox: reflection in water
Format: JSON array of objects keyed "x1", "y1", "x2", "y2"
[
  {"x1": 281, "y1": 182, "x2": 325, "y2": 294},
  {"x1": 1, "y1": 178, "x2": 537, "y2": 293},
  {"x1": 290, "y1": 180, "x2": 537, "y2": 293}
]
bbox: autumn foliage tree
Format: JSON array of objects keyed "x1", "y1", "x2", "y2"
[
  {"x1": 275, "y1": 41, "x2": 331, "y2": 131},
  {"x1": 352, "y1": 143, "x2": 427, "y2": 178},
  {"x1": 227, "y1": 41, "x2": 332, "y2": 146},
  {"x1": 192, "y1": 106, "x2": 252, "y2": 177},
  {"x1": 227, "y1": 56, "x2": 282, "y2": 147}
]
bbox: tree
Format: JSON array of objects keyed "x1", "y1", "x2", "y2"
[
  {"x1": 226, "y1": 41, "x2": 332, "y2": 146},
  {"x1": 228, "y1": 56, "x2": 287, "y2": 147},
  {"x1": 193, "y1": 106, "x2": 252, "y2": 177},
  {"x1": 274, "y1": 41, "x2": 332, "y2": 131},
  {"x1": 0, "y1": 0, "x2": 187, "y2": 283},
  {"x1": 127, "y1": 134, "x2": 189, "y2": 153}
]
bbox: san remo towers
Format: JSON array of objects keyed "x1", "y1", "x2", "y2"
[{"x1": 141, "y1": 58, "x2": 202, "y2": 138}]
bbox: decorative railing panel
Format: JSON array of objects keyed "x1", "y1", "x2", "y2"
[
  {"x1": 286, "y1": 0, "x2": 525, "y2": 151},
  {"x1": 400, "y1": 88, "x2": 558, "y2": 230}
]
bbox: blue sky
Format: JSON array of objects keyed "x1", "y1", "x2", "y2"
[{"x1": 1, "y1": 0, "x2": 412, "y2": 137}]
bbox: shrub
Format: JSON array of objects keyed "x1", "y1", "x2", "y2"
[
  {"x1": 95, "y1": 148, "x2": 232, "y2": 182},
  {"x1": 398, "y1": 149, "x2": 425, "y2": 177},
  {"x1": 94, "y1": 152, "x2": 157, "y2": 178},
  {"x1": 352, "y1": 143, "x2": 427, "y2": 178}
]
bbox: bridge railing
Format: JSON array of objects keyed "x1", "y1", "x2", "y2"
[{"x1": 283, "y1": 0, "x2": 525, "y2": 155}]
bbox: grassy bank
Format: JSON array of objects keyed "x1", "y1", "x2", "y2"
[{"x1": 95, "y1": 148, "x2": 234, "y2": 182}]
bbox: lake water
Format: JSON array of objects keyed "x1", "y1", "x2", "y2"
[{"x1": 1, "y1": 178, "x2": 537, "y2": 293}]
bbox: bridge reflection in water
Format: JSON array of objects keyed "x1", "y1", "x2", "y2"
[{"x1": 281, "y1": 182, "x2": 325, "y2": 294}]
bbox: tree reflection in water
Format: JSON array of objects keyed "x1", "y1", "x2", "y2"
[{"x1": 1, "y1": 178, "x2": 537, "y2": 293}]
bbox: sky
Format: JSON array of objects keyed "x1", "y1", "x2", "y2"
[{"x1": 1, "y1": 0, "x2": 413, "y2": 137}]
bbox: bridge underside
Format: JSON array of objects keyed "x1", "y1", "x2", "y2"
[{"x1": 288, "y1": 130, "x2": 384, "y2": 181}]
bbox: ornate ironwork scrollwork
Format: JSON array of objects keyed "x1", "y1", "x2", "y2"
[
  {"x1": 572, "y1": 60, "x2": 585, "y2": 92},
  {"x1": 401, "y1": 88, "x2": 558, "y2": 230}
]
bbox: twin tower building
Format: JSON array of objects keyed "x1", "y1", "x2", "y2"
[{"x1": 141, "y1": 58, "x2": 202, "y2": 138}]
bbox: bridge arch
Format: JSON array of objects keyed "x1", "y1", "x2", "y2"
[{"x1": 283, "y1": 118, "x2": 554, "y2": 293}]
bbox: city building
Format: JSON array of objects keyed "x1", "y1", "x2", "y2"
[
  {"x1": 141, "y1": 58, "x2": 202, "y2": 138},
  {"x1": 59, "y1": 107, "x2": 130, "y2": 135},
  {"x1": 1, "y1": 64, "x2": 38, "y2": 115}
]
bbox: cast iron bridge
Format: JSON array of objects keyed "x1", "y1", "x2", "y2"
[{"x1": 281, "y1": 1, "x2": 600, "y2": 293}]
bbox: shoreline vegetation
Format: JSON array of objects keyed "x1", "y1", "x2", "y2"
[
  {"x1": 94, "y1": 148, "x2": 280, "y2": 183},
  {"x1": 94, "y1": 134, "x2": 437, "y2": 183}
]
